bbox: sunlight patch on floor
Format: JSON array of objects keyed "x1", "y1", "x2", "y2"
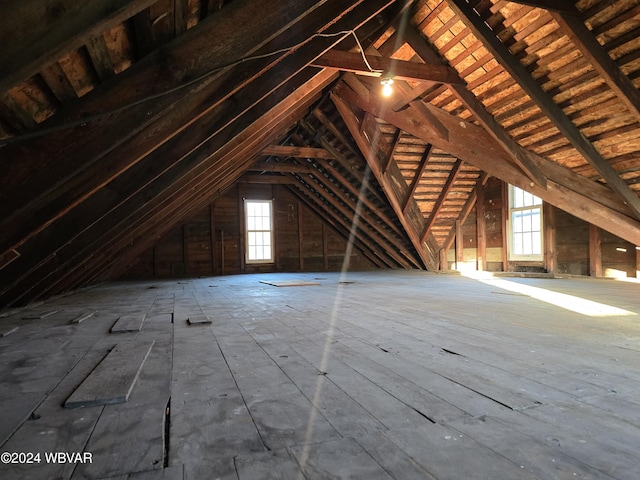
[{"x1": 461, "y1": 270, "x2": 637, "y2": 317}]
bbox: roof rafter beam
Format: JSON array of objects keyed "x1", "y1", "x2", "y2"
[
  {"x1": 311, "y1": 49, "x2": 464, "y2": 84},
  {"x1": 421, "y1": 158, "x2": 464, "y2": 243},
  {"x1": 332, "y1": 79, "x2": 640, "y2": 246},
  {"x1": 0, "y1": 0, "x2": 157, "y2": 92},
  {"x1": 447, "y1": 0, "x2": 640, "y2": 219},
  {"x1": 505, "y1": 0, "x2": 581, "y2": 16},
  {"x1": 548, "y1": 11, "x2": 640, "y2": 124},
  {"x1": 288, "y1": 174, "x2": 400, "y2": 268},
  {"x1": 285, "y1": 183, "x2": 390, "y2": 269},
  {"x1": 332, "y1": 89, "x2": 439, "y2": 270},
  {"x1": 403, "y1": 145, "x2": 433, "y2": 215},
  {"x1": 300, "y1": 169, "x2": 419, "y2": 268},
  {"x1": 0, "y1": 0, "x2": 397, "y2": 261},
  {"x1": 397, "y1": 22, "x2": 547, "y2": 188}
]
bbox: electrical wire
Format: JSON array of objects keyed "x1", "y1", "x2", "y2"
[{"x1": 0, "y1": 30, "x2": 382, "y2": 146}]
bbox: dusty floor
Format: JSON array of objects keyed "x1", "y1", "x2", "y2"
[{"x1": 1, "y1": 270, "x2": 639, "y2": 479}]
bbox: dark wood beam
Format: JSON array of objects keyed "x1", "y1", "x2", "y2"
[
  {"x1": 333, "y1": 80, "x2": 640, "y2": 246},
  {"x1": 301, "y1": 168, "x2": 419, "y2": 269},
  {"x1": 398, "y1": 22, "x2": 547, "y2": 188},
  {"x1": 421, "y1": 159, "x2": 464, "y2": 243},
  {"x1": 383, "y1": 129, "x2": 403, "y2": 174},
  {"x1": 476, "y1": 177, "x2": 486, "y2": 271},
  {"x1": 443, "y1": 172, "x2": 489, "y2": 252},
  {"x1": 0, "y1": 0, "x2": 157, "y2": 92},
  {"x1": 505, "y1": 0, "x2": 581, "y2": 16},
  {"x1": 589, "y1": 224, "x2": 603, "y2": 277},
  {"x1": 550, "y1": 11, "x2": 640, "y2": 124},
  {"x1": 286, "y1": 184, "x2": 390, "y2": 269},
  {"x1": 332, "y1": 91, "x2": 439, "y2": 270},
  {"x1": 543, "y1": 202, "x2": 557, "y2": 274},
  {"x1": 261, "y1": 145, "x2": 335, "y2": 160},
  {"x1": 403, "y1": 145, "x2": 432, "y2": 215},
  {"x1": 0, "y1": 68, "x2": 334, "y2": 305},
  {"x1": 288, "y1": 176, "x2": 398, "y2": 269},
  {"x1": 311, "y1": 49, "x2": 464, "y2": 84},
  {"x1": 448, "y1": 0, "x2": 640, "y2": 219},
  {"x1": 0, "y1": 0, "x2": 396, "y2": 261}
]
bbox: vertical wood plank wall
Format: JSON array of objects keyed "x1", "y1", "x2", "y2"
[
  {"x1": 121, "y1": 183, "x2": 375, "y2": 279},
  {"x1": 122, "y1": 179, "x2": 638, "y2": 280},
  {"x1": 445, "y1": 178, "x2": 637, "y2": 278}
]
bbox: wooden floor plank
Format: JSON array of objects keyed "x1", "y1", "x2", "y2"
[
  {"x1": 72, "y1": 322, "x2": 171, "y2": 478},
  {"x1": 110, "y1": 313, "x2": 146, "y2": 333},
  {"x1": 2, "y1": 271, "x2": 640, "y2": 480},
  {"x1": 64, "y1": 341, "x2": 154, "y2": 408}
]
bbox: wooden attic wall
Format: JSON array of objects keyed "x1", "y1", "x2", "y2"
[
  {"x1": 121, "y1": 183, "x2": 377, "y2": 279},
  {"x1": 123, "y1": 175, "x2": 640, "y2": 280}
]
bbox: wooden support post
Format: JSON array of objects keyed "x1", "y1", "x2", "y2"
[
  {"x1": 298, "y1": 200, "x2": 304, "y2": 272},
  {"x1": 455, "y1": 220, "x2": 464, "y2": 271},
  {"x1": 589, "y1": 224, "x2": 603, "y2": 278},
  {"x1": 544, "y1": 203, "x2": 557, "y2": 275},
  {"x1": 636, "y1": 247, "x2": 640, "y2": 279},
  {"x1": 323, "y1": 223, "x2": 329, "y2": 271},
  {"x1": 439, "y1": 248, "x2": 448, "y2": 271},
  {"x1": 182, "y1": 224, "x2": 189, "y2": 277},
  {"x1": 209, "y1": 203, "x2": 217, "y2": 275},
  {"x1": 501, "y1": 182, "x2": 509, "y2": 272},
  {"x1": 476, "y1": 180, "x2": 486, "y2": 272}
]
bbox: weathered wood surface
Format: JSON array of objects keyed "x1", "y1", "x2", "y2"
[
  {"x1": 2, "y1": 272, "x2": 640, "y2": 479},
  {"x1": 110, "y1": 313, "x2": 146, "y2": 333},
  {"x1": 64, "y1": 341, "x2": 154, "y2": 408}
]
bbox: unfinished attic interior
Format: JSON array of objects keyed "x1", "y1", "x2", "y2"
[{"x1": 1, "y1": 0, "x2": 640, "y2": 478}]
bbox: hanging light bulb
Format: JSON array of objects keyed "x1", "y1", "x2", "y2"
[{"x1": 380, "y1": 73, "x2": 394, "y2": 97}]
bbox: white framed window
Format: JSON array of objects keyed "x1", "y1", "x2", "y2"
[
  {"x1": 508, "y1": 185, "x2": 543, "y2": 261},
  {"x1": 245, "y1": 199, "x2": 274, "y2": 263}
]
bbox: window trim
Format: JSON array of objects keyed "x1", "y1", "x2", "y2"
[
  {"x1": 244, "y1": 199, "x2": 274, "y2": 264},
  {"x1": 507, "y1": 185, "x2": 543, "y2": 262}
]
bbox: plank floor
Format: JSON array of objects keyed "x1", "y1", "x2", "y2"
[{"x1": 0, "y1": 271, "x2": 639, "y2": 479}]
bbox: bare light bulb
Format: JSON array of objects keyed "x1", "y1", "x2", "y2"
[{"x1": 380, "y1": 75, "x2": 394, "y2": 97}]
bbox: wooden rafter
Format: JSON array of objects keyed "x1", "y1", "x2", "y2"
[
  {"x1": 288, "y1": 174, "x2": 400, "y2": 268},
  {"x1": 398, "y1": 23, "x2": 547, "y2": 188},
  {"x1": 0, "y1": 69, "x2": 335, "y2": 305},
  {"x1": 505, "y1": 0, "x2": 581, "y2": 16},
  {"x1": 447, "y1": 0, "x2": 640, "y2": 220},
  {"x1": 403, "y1": 145, "x2": 433, "y2": 215},
  {"x1": 300, "y1": 169, "x2": 418, "y2": 269},
  {"x1": 0, "y1": 0, "x2": 157, "y2": 92},
  {"x1": 332, "y1": 79, "x2": 640, "y2": 246},
  {"x1": 443, "y1": 172, "x2": 490, "y2": 252},
  {"x1": 311, "y1": 49, "x2": 464, "y2": 84},
  {"x1": 332, "y1": 91, "x2": 439, "y2": 270},
  {"x1": 383, "y1": 129, "x2": 403, "y2": 174},
  {"x1": 549, "y1": 11, "x2": 640, "y2": 124},
  {"x1": 0, "y1": 0, "x2": 396, "y2": 261},
  {"x1": 421, "y1": 158, "x2": 464, "y2": 243},
  {"x1": 285, "y1": 183, "x2": 390, "y2": 269}
]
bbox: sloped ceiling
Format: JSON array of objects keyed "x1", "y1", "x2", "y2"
[{"x1": 1, "y1": 0, "x2": 639, "y2": 307}]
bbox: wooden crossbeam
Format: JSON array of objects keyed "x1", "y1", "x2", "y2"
[
  {"x1": 261, "y1": 145, "x2": 335, "y2": 159},
  {"x1": 311, "y1": 49, "x2": 464, "y2": 84},
  {"x1": 448, "y1": 0, "x2": 640, "y2": 220},
  {"x1": 398, "y1": 23, "x2": 547, "y2": 188}
]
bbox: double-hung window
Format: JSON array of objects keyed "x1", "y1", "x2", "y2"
[
  {"x1": 245, "y1": 200, "x2": 274, "y2": 263},
  {"x1": 508, "y1": 185, "x2": 543, "y2": 261}
]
